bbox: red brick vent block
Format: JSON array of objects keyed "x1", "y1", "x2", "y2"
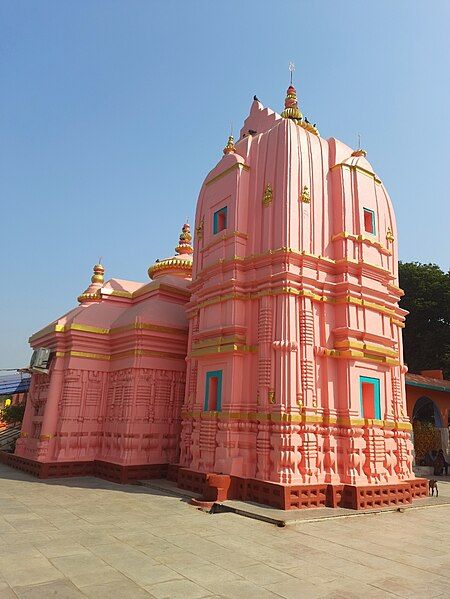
[
  {"x1": 229, "y1": 476, "x2": 247, "y2": 500},
  {"x1": 286, "y1": 485, "x2": 328, "y2": 510},
  {"x1": 239, "y1": 480, "x2": 329, "y2": 510},
  {"x1": 410, "y1": 478, "x2": 428, "y2": 499},
  {"x1": 342, "y1": 483, "x2": 412, "y2": 510},
  {"x1": 326, "y1": 484, "x2": 344, "y2": 508},
  {"x1": 166, "y1": 463, "x2": 179, "y2": 482},
  {"x1": 175, "y1": 469, "x2": 427, "y2": 511},
  {"x1": 0, "y1": 452, "x2": 94, "y2": 479},
  {"x1": 46, "y1": 460, "x2": 94, "y2": 478},
  {"x1": 0, "y1": 451, "x2": 167, "y2": 485},
  {"x1": 94, "y1": 461, "x2": 167, "y2": 485},
  {"x1": 177, "y1": 467, "x2": 206, "y2": 495},
  {"x1": 244, "y1": 479, "x2": 286, "y2": 508}
]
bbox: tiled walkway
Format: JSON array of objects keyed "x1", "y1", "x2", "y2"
[{"x1": 0, "y1": 464, "x2": 448, "y2": 598}]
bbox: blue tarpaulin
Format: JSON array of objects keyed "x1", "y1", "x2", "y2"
[{"x1": 0, "y1": 372, "x2": 31, "y2": 396}]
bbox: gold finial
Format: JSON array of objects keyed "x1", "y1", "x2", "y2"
[
  {"x1": 175, "y1": 223, "x2": 193, "y2": 255},
  {"x1": 280, "y1": 80, "x2": 320, "y2": 135},
  {"x1": 91, "y1": 262, "x2": 105, "y2": 284},
  {"x1": 148, "y1": 225, "x2": 194, "y2": 280},
  {"x1": 352, "y1": 148, "x2": 367, "y2": 157},
  {"x1": 223, "y1": 135, "x2": 236, "y2": 155},
  {"x1": 281, "y1": 84, "x2": 303, "y2": 122},
  {"x1": 352, "y1": 133, "x2": 367, "y2": 157},
  {"x1": 78, "y1": 262, "x2": 105, "y2": 303}
]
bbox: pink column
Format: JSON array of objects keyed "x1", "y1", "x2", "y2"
[
  {"x1": 37, "y1": 356, "x2": 65, "y2": 461},
  {"x1": 15, "y1": 377, "x2": 37, "y2": 456}
]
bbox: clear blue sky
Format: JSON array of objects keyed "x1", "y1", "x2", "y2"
[{"x1": 1, "y1": 0, "x2": 449, "y2": 367}]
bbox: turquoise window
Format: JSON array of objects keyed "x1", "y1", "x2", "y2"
[
  {"x1": 204, "y1": 370, "x2": 222, "y2": 411},
  {"x1": 213, "y1": 207, "x2": 228, "y2": 234},
  {"x1": 363, "y1": 208, "x2": 376, "y2": 234},
  {"x1": 360, "y1": 376, "x2": 381, "y2": 419}
]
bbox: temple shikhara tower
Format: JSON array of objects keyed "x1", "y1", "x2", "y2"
[{"x1": 10, "y1": 81, "x2": 427, "y2": 509}]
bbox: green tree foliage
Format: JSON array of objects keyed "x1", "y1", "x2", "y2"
[
  {"x1": 0, "y1": 404, "x2": 25, "y2": 424},
  {"x1": 399, "y1": 262, "x2": 450, "y2": 379}
]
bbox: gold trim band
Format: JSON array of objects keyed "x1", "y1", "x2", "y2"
[
  {"x1": 190, "y1": 343, "x2": 257, "y2": 358},
  {"x1": 181, "y1": 409, "x2": 412, "y2": 430},
  {"x1": 333, "y1": 339, "x2": 398, "y2": 358},
  {"x1": 205, "y1": 162, "x2": 250, "y2": 186},
  {"x1": 332, "y1": 231, "x2": 392, "y2": 255},
  {"x1": 194, "y1": 286, "x2": 401, "y2": 320},
  {"x1": 32, "y1": 321, "x2": 187, "y2": 342},
  {"x1": 330, "y1": 162, "x2": 382, "y2": 185},
  {"x1": 55, "y1": 349, "x2": 185, "y2": 361}
]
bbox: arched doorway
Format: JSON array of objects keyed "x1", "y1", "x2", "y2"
[{"x1": 412, "y1": 396, "x2": 443, "y2": 465}]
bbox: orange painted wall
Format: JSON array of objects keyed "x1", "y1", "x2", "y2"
[{"x1": 406, "y1": 385, "x2": 449, "y2": 428}]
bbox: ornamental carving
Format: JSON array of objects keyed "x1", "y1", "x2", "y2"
[
  {"x1": 272, "y1": 340, "x2": 298, "y2": 351},
  {"x1": 300, "y1": 185, "x2": 311, "y2": 203},
  {"x1": 195, "y1": 217, "x2": 204, "y2": 240},
  {"x1": 386, "y1": 227, "x2": 395, "y2": 243},
  {"x1": 262, "y1": 183, "x2": 273, "y2": 207}
]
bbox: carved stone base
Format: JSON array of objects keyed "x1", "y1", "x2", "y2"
[
  {"x1": 0, "y1": 451, "x2": 168, "y2": 484},
  {"x1": 176, "y1": 466, "x2": 428, "y2": 510},
  {"x1": 1, "y1": 452, "x2": 427, "y2": 510}
]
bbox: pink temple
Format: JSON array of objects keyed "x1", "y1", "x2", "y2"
[{"x1": 12, "y1": 83, "x2": 427, "y2": 508}]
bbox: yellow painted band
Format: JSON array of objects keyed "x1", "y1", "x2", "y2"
[{"x1": 180, "y1": 410, "x2": 412, "y2": 430}]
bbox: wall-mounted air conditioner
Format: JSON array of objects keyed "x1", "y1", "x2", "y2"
[{"x1": 29, "y1": 348, "x2": 52, "y2": 374}]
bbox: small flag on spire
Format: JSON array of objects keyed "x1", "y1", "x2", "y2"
[{"x1": 289, "y1": 61, "x2": 295, "y2": 84}]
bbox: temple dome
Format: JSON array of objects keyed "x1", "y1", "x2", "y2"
[
  {"x1": 77, "y1": 263, "x2": 105, "y2": 304},
  {"x1": 341, "y1": 153, "x2": 376, "y2": 174},
  {"x1": 148, "y1": 223, "x2": 193, "y2": 280}
]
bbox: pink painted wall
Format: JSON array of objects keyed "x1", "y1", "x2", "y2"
[
  {"x1": 181, "y1": 90, "x2": 413, "y2": 486},
  {"x1": 16, "y1": 274, "x2": 190, "y2": 467}
]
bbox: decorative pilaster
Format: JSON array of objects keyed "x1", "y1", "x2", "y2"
[
  {"x1": 257, "y1": 296, "x2": 272, "y2": 407},
  {"x1": 256, "y1": 422, "x2": 272, "y2": 480},
  {"x1": 38, "y1": 356, "x2": 65, "y2": 461},
  {"x1": 298, "y1": 297, "x2": 317, "y2": 409}
]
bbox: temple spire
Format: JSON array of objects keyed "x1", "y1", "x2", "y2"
[
  {"x1": 352, "y1": 133, "x2": 367, "y2": 157},
  {"x1": 148, "y1": 223, "x2": 194, "y2": 280},
  {"x1": 281, "y1": 75, "x2": 320, "y2": 136},
  {"x1": 91, "y1": 262, "x2": 104, "y2": 284},
  {"x1": 281, "y1": 84, "x2": 303, "y2": 123},
  {"x1": 223, "y1": 134, "x2": 236, "y2": 155},
  {"x1": 77, "y1": 262, "x2": 105, "y2": 304},
  {"x1": 175, "y1": 223, "x2": 193, "y2": 255}
]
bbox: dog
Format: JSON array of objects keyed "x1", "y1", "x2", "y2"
[{"x1": 429, "y1": 479, "x2": 439, "y2": 497}]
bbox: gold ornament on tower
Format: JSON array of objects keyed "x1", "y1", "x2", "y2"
[
  {"x1": 195, "y1": 217, "x2": 204, "y2": 240},
  {"x1": 386, "y1": 227, "x2": 395, "y2": 243},
  {"x1": 223, "y1": 135, "x2": 236, "y2": 155},
  {"x1": 262, "y1": 183, "x2": 273, "y2": 207},
  {"x1": 300, "y1": 185, "x2": 311, "y2": 203}
]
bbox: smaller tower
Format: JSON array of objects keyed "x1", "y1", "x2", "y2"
[
  {"x1": 77, "y1": 263, "x2": 105, "y2": 303},
  {"x1": 148, "y1": 223, "x2": 194, "y2": 280}
]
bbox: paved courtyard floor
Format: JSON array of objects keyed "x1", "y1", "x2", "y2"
[{"x1": 0, "y1": 464, "x2": 448, "y2": 598}]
